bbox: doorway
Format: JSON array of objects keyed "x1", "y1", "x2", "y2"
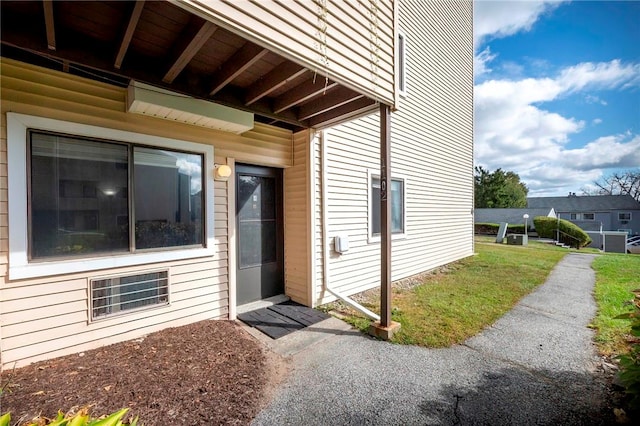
[{"x1": 235, "y1": 164, "x2": 284, "y2": 305}]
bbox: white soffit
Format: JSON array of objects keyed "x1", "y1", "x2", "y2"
[{"x1": 127, "y1": 81, "x2": 254, "y2": 134}]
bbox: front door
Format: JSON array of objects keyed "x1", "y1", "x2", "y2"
[{"x1": 236, "y1": 164, "x2": 284, "y2": 305}]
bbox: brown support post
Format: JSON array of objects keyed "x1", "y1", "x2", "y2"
[
  {"x1": 380, "y1": 104, "x2": 392, "y2": 327},
  {"x1": 369, "y1": 104, "x2": 400, "y2": 340}
]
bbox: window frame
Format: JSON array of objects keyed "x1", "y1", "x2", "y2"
[
  {"x1": 619, "y1": 212, "x2": 632, "y2": 221},
  {"x1": 28, "y1": 130, "x2": 206, "y2": 259},
  {"x1": 398, "y1": 30, "x2": 408, "y2": 97},
  {"x1": 90, "y1": 269, "x2": 170, "y2": 322},
  {"x1": 367, "y1": 169, "x2": 407, "y2": 243},
  {"x1": 569, "y1": 212, "x2": 595, "y2": 221},
  {"x1": 7, "y1": 112, "x2": 215, "y2": 280}
]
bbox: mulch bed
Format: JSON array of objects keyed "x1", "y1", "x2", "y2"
[{"x1": 1, "y1": 320, "x2": 287, "y2": 425}]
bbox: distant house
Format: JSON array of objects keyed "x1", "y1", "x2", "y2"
[
  {"x1": 475, "y1": 208, "x2": 556, "y2": 230},
  {"x1": 527, "y1": 195, "x2": 640, "y2": 236}
]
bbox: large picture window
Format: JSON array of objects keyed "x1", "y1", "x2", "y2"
[
  {"x1": 370, "y1": 175, "x2": 405, "y2": 238},
  {"x1": 8, "y1": 113, "x2": 214, "y2": 280},
  {"x1": 29, "y1": 131, "x2": 204, "y2": 260}
]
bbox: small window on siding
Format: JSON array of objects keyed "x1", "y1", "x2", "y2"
[
  {"x1": 371, "y1": 176, "x2": 405, "y2": 237},
  {"x1": 91, "y1": 271, "x2": 169, "y2": 319},
  {"x1": 619, "y1": 212, "x2": 632, "y2": 221},
  {"x1": 398, "y1": 32, "x2": 407, "y2": 96},
  {"x1": 570, "y1": 213, "x2": 595, "y2": 221}
]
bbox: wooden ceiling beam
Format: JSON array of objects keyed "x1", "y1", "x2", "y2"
[
  {"x1": 273, "y1": 77, "x2": 339, "y2": 113},
  {"x1": 308, "y1": 97, "x2": 377, "y2": 128},
  {"x1": 209, "y1": 42, "x2": 268, "y2": 96},
  {"x1": 213, "y1": 88, "x2": 303, "y2": 127},
  {"x1": 114, "y1": 0, "x2": 145, "y2": 70},
  {"x1": 244, "y1": 62, "x2": 307, "y2": 106},
  {"x1": 42, "y1": 0, "x2": 56, "y2": 50},
  {"x1": 297, "y1": 87, "x2": 364, "y2": 121},
  {"x1": 163, "y1": 20, "x2": 218, "y2": 83}
]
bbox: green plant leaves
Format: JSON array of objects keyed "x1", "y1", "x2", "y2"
[
  {"x1": 89, "y1": 408, "x2": 129, "y2": 426},
  {"x1": 0, "y1": 412, "x2": 11, "y2": 426},
  {"x1": 0, "y1": 408, "x2": 138, "y2": 426},
  {"x1": 616, "y1": 290, "x2": 640, "y2": 410}
]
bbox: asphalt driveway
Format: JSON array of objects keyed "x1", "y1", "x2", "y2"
[{"x1": 252, "y1": 253, "x2": 615, "y2": 425}]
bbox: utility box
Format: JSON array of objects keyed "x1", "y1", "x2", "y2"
[
  {"x1": 602, "y1": 232, "x2": 627, "y2": 253},
  {"x1": 334, "y1": 235, "x2": 349, "y2": 254},
  {"x1": 506, "y1": 234, "x2": 528, "y2": 246}
]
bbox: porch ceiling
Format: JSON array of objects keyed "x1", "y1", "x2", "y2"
[{"x1": 0, "y1": 0, "x2": 378, "y2": 132}]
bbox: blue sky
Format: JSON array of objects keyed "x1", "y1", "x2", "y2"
[{"x1": 474, "y1": 0, "x2": 640, "y2": 196}]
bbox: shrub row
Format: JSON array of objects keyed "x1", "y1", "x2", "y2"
[
  {"x1": 533, "y1": 216, "x2": 592, "y2": 248},
  {"x1": 474, "y1": 223, "x2": 530, "y2": 235}
]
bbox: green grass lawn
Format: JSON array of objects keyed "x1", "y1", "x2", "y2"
[
  {"x1": 326, "y1": 238, "x2": 567, "y2": 347},
  {"x1": 591, "y1": 253, "x2": 640, "y2": 356}
]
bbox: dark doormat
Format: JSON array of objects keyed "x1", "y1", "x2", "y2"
[{"x1": 238, "y1": 301, "x2": 330, "y2": 339}]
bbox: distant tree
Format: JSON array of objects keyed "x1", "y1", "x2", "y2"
[
  {"x1": 581, "y1": 169, "x2": 640, "y2": 202},
  {"x1": 474, "y1": 166, "x2": 528, "y2": 208}
]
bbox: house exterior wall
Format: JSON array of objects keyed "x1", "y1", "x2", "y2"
[
  {"x1": 312, "y1": 0, "x2": 474, "y2": 305},
  {"x1": 557, "y1": 211, "x2": 609, "y2": 232},
  {"x1": 528, "y1": 196, "x2": 640, "y2": 236},
  {"x1": 0, "y1": 58, "x2": 294, "y2": 369},
  {"x1": 611, "y1": 210, "x2": 640, "y2": 235},
  {"x1": 178, "y1": 0, "x2": 397, "y2": 107},
  {"x1": 558, "y1": 210, "x2": 640, "y2": 236},
  {"x1": 283, "y1": 130, "x2": 313, "y2": 306}
]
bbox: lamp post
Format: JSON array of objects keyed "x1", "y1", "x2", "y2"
[{"x1": 523, "y1": 214, "x2": 529, "y2": 237}]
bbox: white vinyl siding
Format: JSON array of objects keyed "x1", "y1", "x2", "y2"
[
  {"x1": 313, "y1": 0, "x2": 473, "y2": 306},
  {"x1": 178, "y1": 0, "x2": 397, "y2": 107},
  {"x1": 0, "y1": 58, "x2": 294, "y2": 369}
]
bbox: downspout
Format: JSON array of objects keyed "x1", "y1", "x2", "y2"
[{"x1": 320, "y1": 130, "x2": 380, "y2": 321}]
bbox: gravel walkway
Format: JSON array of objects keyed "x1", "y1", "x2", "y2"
[{"x1": 253, "y1": 253, "x2": 615, "y2": 425}]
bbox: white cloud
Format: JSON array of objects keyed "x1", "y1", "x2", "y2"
[
  {"x1": 475, "y1": 46, "x2": 497, "y2": 77},
  {"x1": 175, "y1": 157, "x2": 203, "y2": 194},
  {"x1": 562, "y1": 134, "x2": 640, "y2": 171},
  {"x1": 585, "y1": 95, "x2": 607, "y2": 106},
  {"x1": 474, "y1": 1, "x2": 566, "y2": 47},
  {"x1": 559, "y1": 60, "x2": 640, "y2": 92},
  {"x1": 592, "y1": 118, "x2": 602, "y2": 125},
  {"x1": 474, "y1": 1, "x2": 568, "y2": 79},
  {"x1": 475, "y1": 60, "x2": 640, "y2": 195},
  {"x1": 522, "y1": 165, "x2": 603, "y2": 196}
]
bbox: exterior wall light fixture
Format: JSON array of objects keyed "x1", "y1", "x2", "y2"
[{"x1": 215, "y1": 164, "x2": 232, "y2": 181}]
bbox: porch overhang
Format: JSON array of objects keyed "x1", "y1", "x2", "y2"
[
  {"x1": 0, "y1": 0, "x2": 395, "y2": 132},
  {"x1": 0, "y1": 0, "x2": 398, "y2": 335}
]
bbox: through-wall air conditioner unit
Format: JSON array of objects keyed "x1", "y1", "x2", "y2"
[{"x1": 127, "y1": 81, "x2": 254, "y2": 134}]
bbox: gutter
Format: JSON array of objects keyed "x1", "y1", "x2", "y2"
[{"x1": 319, "y1": 130, "x2": 380, "y2": 322}]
